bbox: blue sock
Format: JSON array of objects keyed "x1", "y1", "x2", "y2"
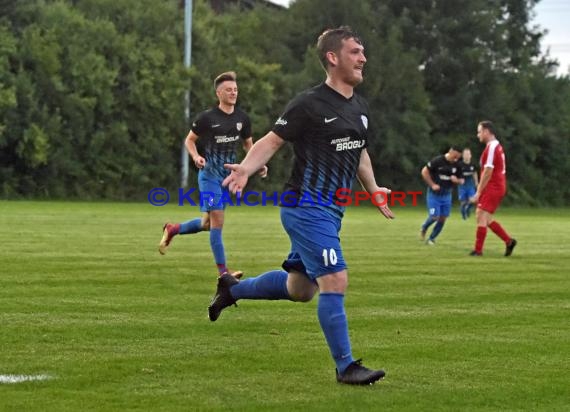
[
  {"x1": 179, "y1": 218, "x2": 203, "y2": 234},
  {"x1": 318, "y1": 293, "x2": 353, "y2": 375},
  {"x1": 429, "y1": 220, "x2": 446, "y2": 240},
  {"x1": 460, "y1": 204, "x2": 466, "y2": 219},
  {"x1": 209, "y1": 228, "x2": 225, "y2": 267},
  {"x1": 421, "y1": 216, "x2": 436, "y2": 232},
  {"x1": 230, "y1": 270, "x2": 291, "y2": 300}
]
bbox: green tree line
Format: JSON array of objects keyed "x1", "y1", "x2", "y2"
[{"x1": 1, "y1": 0, "x2": 569, "y2": 205}]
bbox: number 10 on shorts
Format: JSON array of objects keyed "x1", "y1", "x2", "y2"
[{"x1": 322, "y1": 248, "x2": 338, "y2": 266}]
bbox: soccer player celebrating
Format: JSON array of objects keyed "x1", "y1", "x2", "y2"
[
  {"x1": 469, "y1": 121, "x2": 517, "y2": 256},
  {"x1": 158, "y1": 71, "x2": 267, "y2": 278},
  {"x1": 209, "y1": 26, "x2": 393, "y2": 385},
  {"x1": 457, "y1": 148, "x2": 478, "y2": 219},
  {"x1": 419, "y1": 147, "x2": 464, "y2": 245}
]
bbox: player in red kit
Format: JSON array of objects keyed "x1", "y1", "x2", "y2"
[{"x1": 469, "y1": 120, "x2": 517, "y2": 256}]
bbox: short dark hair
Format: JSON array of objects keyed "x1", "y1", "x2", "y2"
[
  {"x1": 317, "y1": 26, "x2": 362, "y2": 70},
  {"x1": 214, "y1": 71, "x2": 237, "y2": 89},
  {"x1": 478, "y1": 120, "x2": 496, "y2": 135},
  {"x1": 449, "y1": 145, "x2": 462, "y2": 153}
]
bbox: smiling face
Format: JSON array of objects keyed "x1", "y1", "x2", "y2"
[
  {"x1": 331, "y1": 37, "x2": 367, "y2": 86},
  {"x1": 216, "y1": 80, "x2": 238, "y2": 107},
  {"x1": 317, "y1": 27, "x2": 366, "y2": 88}
]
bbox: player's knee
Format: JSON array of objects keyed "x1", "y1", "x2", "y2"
[
  {"x1": 209, "y1": 211, "x2": 225, "y2": 228},
  {"x1": 287, "y1": 276, "x2": 318, "y2": 302},
  {"x1": 475, "y1": 209, "x2": 486, "y2": 224},
  {"x1": 316, "y1": 271, "x2": 348, "y2": 293},
  {"x1": 289, "y1": 286, "x2": 317, "y2": 302}
]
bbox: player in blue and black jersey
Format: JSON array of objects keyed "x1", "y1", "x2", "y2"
[
  {"x1": 158, "y1": 71, "x2": 267, "y2": 278},
  {"x1": 419, "y1": 147, "x2": 464, "y2": 244},
  {"x1": 208, "y1": 27, "x2": 393, "y2": 385},
  {"x1": 457, "y1": 148, "x2": 478, "y2": 219}
]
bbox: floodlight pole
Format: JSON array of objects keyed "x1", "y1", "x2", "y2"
[{"x1": 181, "y1": 0, "x2": 193, "y2": 188}]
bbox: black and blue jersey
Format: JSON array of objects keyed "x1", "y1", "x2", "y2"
[
  {"x1": 458, "y1": 160, "x2": 477, "y2": 189},
  {"x1": 191, "y1": 106, "x2": 251, "y2": 180},
  {"x1": 272, "y1": 83, "x2": 370, "y2": 217},
  {"x1": 425, "y1": 155, "x2": 462, "y2": 196}
]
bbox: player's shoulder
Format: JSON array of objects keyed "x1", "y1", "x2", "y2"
[
  {"x1": 426, "y1": 154, "x2": 441, "y2": 168},
  {"x1": 195, "y1": 107, "x2": 218, "y2": 121},
  {"x1": 192, "y1": 108, "x2": 218, "y2": 130},
  {"x1": 298, "y1": 84, "x2": 369, "y2": 111},
  {"x1": 280, "y1": 86, "x2": 318, "y2": 115},
  {"x1": 296, "y1": 83, "x2": 345, "y2": 104},
  {"x1": 291, "y1": 84, "x2": 322, "y2": 105},
  {"x1": 487, "y1": 139, "x2": 504, "y2": 155},
  {"x1": 431, "y1": 154, "x2": 445, "y2": 163},
  {"x1": 233, "y1": 106, "x2": 250, "y2": 119},
  {"x1": 488, "y1": 139, "x2": 502, "y2": 148},
  {"x1": 352, "y1": 91, "x2": 369, "y2": 107},
  {"x1": 202, "y1": 106, "x2": 219, "y2": 116}
]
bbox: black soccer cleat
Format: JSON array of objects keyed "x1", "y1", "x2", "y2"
[
  {"x1": 469, "y1": 250, "x2": 483, "y2": 256},
  {"x1": 505, "y1": 238, "x2": 517, "y2": 257},
  {"x1": 208, "y1": 273, "x2": 239, "y2": 322},
  {"x1": 336, "y1": 359, "x2": 385, "y2": 385}
]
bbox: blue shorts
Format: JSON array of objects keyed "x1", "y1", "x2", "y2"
[
  {"x1": 198, "y1": 171, "x2": 229, "y2": 212},
  {"x1": 426, "y1": 191, "x2": 452, "y2": 218},
  {"x1": 458, "y1": 186, "x2": 476, "y2": 202},
  {"x1": 280, "y1": 207, "x2": 346, "y2": 280}
]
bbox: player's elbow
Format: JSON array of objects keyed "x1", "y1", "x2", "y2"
[
  {"x1": 184, "y1": 136, "x2": 194, "y2": 150},
  {"x1": 263, "y1": 132, "x2": 286, "y2": 150}
]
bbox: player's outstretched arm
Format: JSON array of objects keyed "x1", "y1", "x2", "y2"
[
  {"x1": 357, "y1": 149, "x2": 395, "y2": 219},
  {"x1": 242, "y1": 137, "x2": 268, "y2": 178},
  {"x1": 223, "y1": 131, "x2": 284, "y2": 194}
]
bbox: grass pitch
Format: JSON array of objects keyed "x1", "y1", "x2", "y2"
[{"x1": 0, "y1": 201, "x2": 568, "y2": 411}]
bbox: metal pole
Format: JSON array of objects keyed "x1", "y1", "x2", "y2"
[{"x1": 181, "y1": 0, "x2": 193, "y2": 188}]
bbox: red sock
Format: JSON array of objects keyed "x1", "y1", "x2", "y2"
[
  {"x1": 489, "y1": 221, "x2": 511, "y2": 243},
  {"x1": 475, "y1": 226, "x2": 487, "y2": 253}
]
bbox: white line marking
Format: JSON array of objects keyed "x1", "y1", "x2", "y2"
[{"x1": 0, "y1": 374, "x2": 53, "y2": 384}]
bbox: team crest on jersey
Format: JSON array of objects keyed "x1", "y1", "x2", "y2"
[
  {"x1": 361, "y1": 115, "x2": 368, "y2": 129},
  {"x1": 236, "y1": 122, "x2": 242, "y2": 131}
]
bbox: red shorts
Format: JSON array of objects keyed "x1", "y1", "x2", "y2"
[{"x1": 478, "y1": 189, "x2": 505, "y2": 214}]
